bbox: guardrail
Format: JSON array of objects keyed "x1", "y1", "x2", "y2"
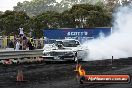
[{"x1": 0, "y1": 49, "x2": 43, "y2": 59}]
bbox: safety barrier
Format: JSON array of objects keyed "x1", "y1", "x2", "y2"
[{"x1": 0, "y1": 49, "x2": 43, "y2": 59}]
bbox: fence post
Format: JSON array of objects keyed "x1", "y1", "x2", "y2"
[{"x1": 111, "y1": 56, "x2": 114, "y2": 65}]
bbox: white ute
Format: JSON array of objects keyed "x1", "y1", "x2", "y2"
[{"x1": 42, "y1": 39, "x2": 88, "y2": 61}]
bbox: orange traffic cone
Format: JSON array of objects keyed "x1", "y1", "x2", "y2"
[{"x1": 16, "y1": 69, "x2": 24, "y2": 82}]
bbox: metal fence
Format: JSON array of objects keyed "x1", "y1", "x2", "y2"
[{"x1": 0, "y1": 49, "x2": 43, "y2": 59}]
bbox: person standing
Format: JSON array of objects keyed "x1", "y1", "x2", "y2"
[
  {"x1": 15, "y1": 40, "x2": 20, "y2": 50},
  {"x1": 19, "y1": 27, "x2": 24, "y2": 37},
  {"x1": 27, "y1": 39, "x2": 34, "y2": 50},
  {"x1": 8, "y1": 39, "x2": 14, "y2": 48},
  {"x1": 22, "y1": 35, "x2": 27, "y2": 50}
]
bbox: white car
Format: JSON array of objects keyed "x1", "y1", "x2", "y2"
[{"x1": 42, "y1": 39, "x2": 88, "y2": 61}]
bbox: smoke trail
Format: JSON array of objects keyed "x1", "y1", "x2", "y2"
[{"x1": 83, "y1": 6, "x2": 132, "y2": 61}]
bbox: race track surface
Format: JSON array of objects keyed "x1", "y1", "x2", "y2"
[{"x1": 0, "y1": 58, "x2": 132, "y2": 88}]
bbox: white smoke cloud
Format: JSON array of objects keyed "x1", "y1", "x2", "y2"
[{"x1": 83, "y1": 6, "x2": 132, "y2": 61}]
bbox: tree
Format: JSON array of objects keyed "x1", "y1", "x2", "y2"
[
  {"x1": 0, "y1": 1, "x2": 113, "y2": 38},
  {"x1": 122, "y1": 0, "x2": 131, "y2": 6},
  {"x1": 14, "y1": 0, "x2": 57, "y2": 16},
  {"x1": 68, "y1": 4, "x2": 111, "y2": 28},
  {"x1": 13, "y1": 0, "x2": 105, "y2": 16},
  {"x1": 28, "y1": 11, "x2": 60, "y2": 38},
  {"x1": 0, "y1": 11, "x2": 30, "y2": 35},
  {"x1": 0, "y1": 11, "x2": 3, "y2": 15},
  {"x1": 60, "y1": 10, "x2": 75, "y2": 28}
]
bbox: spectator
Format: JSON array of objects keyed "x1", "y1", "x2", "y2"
[
  {"x1": 8, "y1": 39, "x2": 14, "y2": 48},
  {"x1": 15, "y1": 40, "x2": 20, "y2": 50},
  {"x1": 27, "y1": 40, "x2": 34, "y2": 50},
  {"x1": 19, "y1": 37, "x2": 23, "y2": 50},
  {"x1": 19, "y1": 27, "x2": 24, "y2": 37},
  {"x1": 37, "y1": 41, "x2": 42, "y2": 49},
  {"x1": 22, "y1": 36, "x2": 28, "y2": 50},
  {"x1": 19, "y1": 41, "x2": 22, "y2": 50}
]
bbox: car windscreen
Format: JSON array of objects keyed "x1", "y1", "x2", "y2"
[{"x1": 62, "y1": 40, "x2": 80, "y2": 47}]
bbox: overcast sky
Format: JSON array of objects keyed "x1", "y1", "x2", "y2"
[{"x1": 0, "y1": 0, "x2": 62, "y2": 12}]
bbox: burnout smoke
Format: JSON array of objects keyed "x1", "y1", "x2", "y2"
[{"x1": 83, "y1": 6, "x2": 132, "y2": 61}]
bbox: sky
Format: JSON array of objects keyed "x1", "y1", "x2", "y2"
[{"x1": 0, "y1": 0, "x2": 62, "y2": 12}]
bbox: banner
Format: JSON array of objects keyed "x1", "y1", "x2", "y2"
[{"x1": 43, "y1": 28, "x2": 112, "y2": 43}]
